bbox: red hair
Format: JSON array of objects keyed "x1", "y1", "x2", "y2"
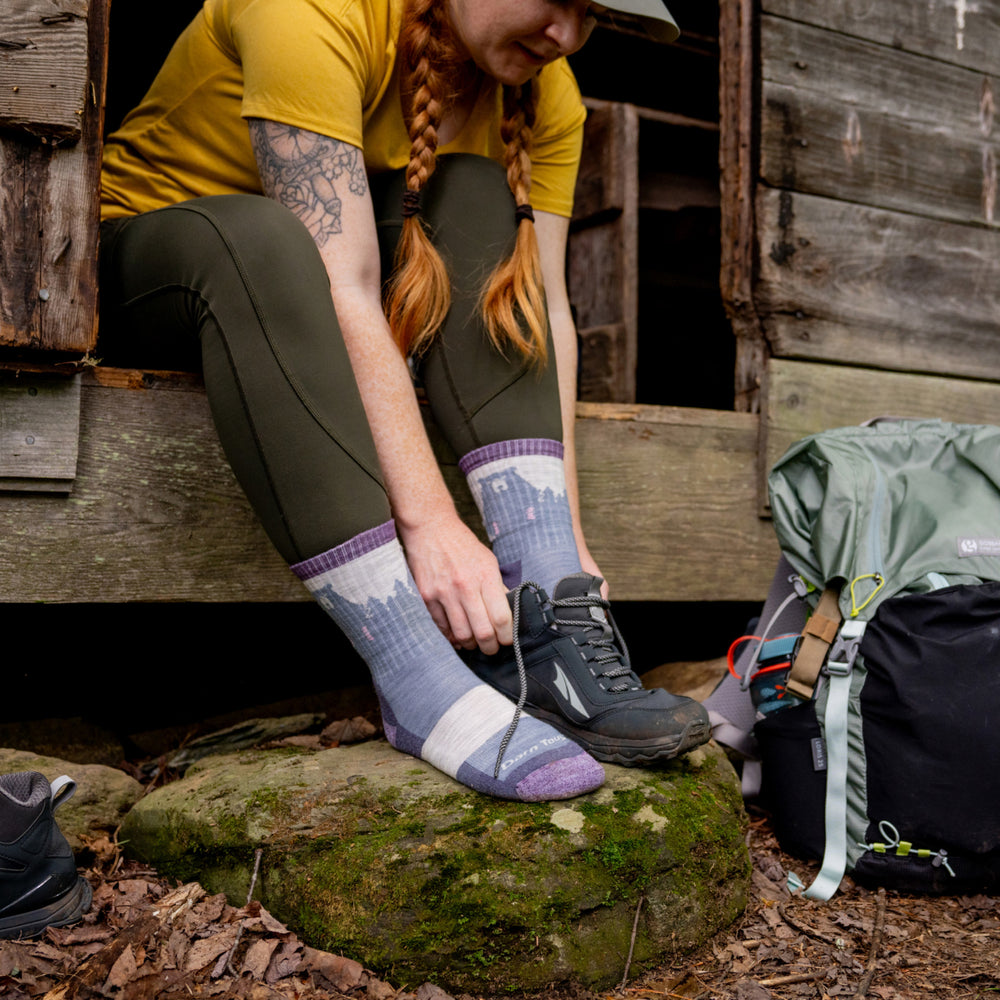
[{"x1": 385, "y1": 0, "x2": 548, "y2": 365}]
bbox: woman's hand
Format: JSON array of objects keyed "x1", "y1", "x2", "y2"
[
  {"x1": 577, "y1": 541, "x2": 610, "y2": 600},
  {"x1": 399, "y1": 515, "x2": 514, "y2": 655}
]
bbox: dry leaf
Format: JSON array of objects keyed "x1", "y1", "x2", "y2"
[
  {"x1": 46, "y1": 924, "x2": 115, "y2": 946},
  {"x1": 105, "y1": 943, "x2": 138, "y2": 990},
  {"x1": 193, "y1": 893, "x2": 230, "y2": 924},
  {"x1": 265, "y1": 939, "x2": 302, "y2": 983},
  {"x1": 414, "y1": 984, "x2": 455, "y2": 1000},
  {"x1": 242, "y1": 937, "x2": 280, "y2": 978},
  {"x1": 366, "y1": 978, "x2": 397, "y2": 1000},
  {"x1": 320, "y1": 716, "x2": 377, "y2": 746},
  {"x1": 302, "y1": 946, "x2": 365, "y2": 990},
  {"x1": 185, "y1": 928, "x2": 238, "y2": 972}
]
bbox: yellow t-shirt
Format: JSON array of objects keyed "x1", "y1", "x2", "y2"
[{"x1": 100, "y1": 0, "x2": 586, "y2": 220}]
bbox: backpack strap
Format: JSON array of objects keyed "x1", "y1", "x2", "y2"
[
  {"x1": 784, "y1": 587, "x2": 842, "y2": 700},
  {"x1": 798, "y1": 618, "x2": 867, "y2": 900}
]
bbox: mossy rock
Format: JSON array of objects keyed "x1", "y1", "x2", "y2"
[
  {"x1": 0, "y1": 748, "x2": 144, "y2": 851},
  {"x1": 120, "y1": 740, "x2": 749, "y2": 993}
]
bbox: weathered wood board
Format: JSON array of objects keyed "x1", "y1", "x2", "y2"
[
  {"x1": 0, "y1": 369, "x2": 302, "y2": 604},
  {"x1": 0, "y1": 0, "x2": 107, "y2": 355},
  {"x1": 756, "y1": 188, "x2": 1000, "y2": 380},
  {"x1": 761, "y1": 17, "x2": 998, "y2": 228},
  {"x1": 573, "y1": 401, "x2": 778, "y2": 601},
  {"x1": 0, "y1": 0, "x2": 90, "y2": 141},
  {"x1": 728, "y1": 2, "x2": 1000, "y2": 411},
  {"x1": 760, "y1": 358, "x2": 1000, "y2": 503},
  {"x1": 570, "y1": 100, "x2": 639, "y2": 403},
  {"x1": 0, "y1": 372, "x2": 80, "y2": 491},
  {"x1": 719, "y1": 0, "x2": 764, "y2": 412},
  {"x1": 0, "y1": 372, "x2": 777, "y2": 603},
  {"x1": 762, "y1": 0, "x2": 1000, "y2": 77}
]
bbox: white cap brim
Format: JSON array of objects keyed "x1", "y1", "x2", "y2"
[{"x1": 599, "y1": 0, "x2": 680, "y2": 43}]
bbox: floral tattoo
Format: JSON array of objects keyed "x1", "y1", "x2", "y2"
[{"x1": 249, "y1": 119, "x2": 368, "y2": 247}]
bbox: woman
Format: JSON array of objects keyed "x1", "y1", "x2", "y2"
[{"x1": 99, "y1": 0, "x2": 708, "y2": 802}]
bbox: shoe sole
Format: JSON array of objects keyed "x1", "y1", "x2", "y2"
[
  {"x1": 0, "y1": 876, "x2": 92, "y2": 940},
  {"x1": 523, "y1": 705, "x2": 712, "y2": 766}
]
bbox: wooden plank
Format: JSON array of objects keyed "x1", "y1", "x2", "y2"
[
  {"x1": 760, "y1": 358, "x2": 1000, "y2": 502},
  {"x1": 762, "y1": 0, "x2": 1000, "y2": 77},
  {"x1": 0, "y1": 369, "x2": 304, "y2": 604},
  {"x1": 577, "y1": 322, "x2": 633, "y2": 402},
  {"x1": 0, "y1": 372, "x2": 80, "y2": 490},
  {"x1": 762, "y1": 15, "x2": 997, "y2": 132},
  {"x1": 0, "y1": 0, "x2": 107, "y2": 354},
  {"x1": 572, "y1": 402, "x2": 778, "y2": 602},
  {"x1": 569, "y1": 100, "x2": 639, "y2": 403},
  {"x1": 573, "y1": 99, "x2": 633, "y2": 219},
  {"x1": 760, "y1": 17, "x2": 998, "y2": 227},
  {"x1": 0, "y1": 0, "x2": 89, "y2": 141},
  {"x1": 719, "y1": 0, "x2": 767, "y2": 414},
  {"x1": 0, "y1": 373, "x2": 777, "y2": 604},
  {"x1": 756, "y1": 188, "x2": 1000, "y2": 380}
]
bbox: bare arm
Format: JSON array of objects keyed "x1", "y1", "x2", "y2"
[
  {"x1": 249, "y1": 119, "x2": 512, "y2": 652},
  {"x1": 534, "y1": 209, "x2": 605, "y2": 590}
]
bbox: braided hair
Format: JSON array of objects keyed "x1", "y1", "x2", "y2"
[{"x1": 385, "y1": 0, "x2": 549, "y2": 365}]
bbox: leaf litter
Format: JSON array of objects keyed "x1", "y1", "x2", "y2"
[
  {"x1": 3, "y1": 811, "x2": 996, "y2": 1000},
  {"x1": 3, "y1": 705, "x2": 998, "y2": 1000}
]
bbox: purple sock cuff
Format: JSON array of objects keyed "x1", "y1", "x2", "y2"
[
  {"x1": 291, "y1": 520, "x2": 397, "y2": 581},
  {"x1": 458, "y1": 438, "x2": 564, "y2": 476}
]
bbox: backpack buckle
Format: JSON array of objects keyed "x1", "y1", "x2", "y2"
[{"x1": 825, "y1": 620, "x2": 866, "y2": 677}]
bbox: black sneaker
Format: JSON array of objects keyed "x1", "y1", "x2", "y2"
[
  {"x1": 0, "y1": 771, "x2": 92, "y2": 939},
  {"x1": 469, "y1": 573, "x2": 711, "y2": 765}
]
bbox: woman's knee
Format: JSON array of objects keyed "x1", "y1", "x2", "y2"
[
  {"x1": 106, "y1": 195, "x2": 324, "y2": 294},
  {"x1": 166, "y1": 195, "x2": 330, "y2": 292}
]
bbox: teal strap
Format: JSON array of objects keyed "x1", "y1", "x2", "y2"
[{"x1": 803, "y1": 619, "x2": 866, "y2": 901}]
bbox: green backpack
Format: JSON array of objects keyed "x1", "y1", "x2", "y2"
[{"x1": 724, "y1": 419, "x2": 1000, "y2": 898}]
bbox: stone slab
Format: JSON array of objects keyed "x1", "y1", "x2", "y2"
[{"x1": 120, "y1": 739, "x2": 749, "y2": 993}]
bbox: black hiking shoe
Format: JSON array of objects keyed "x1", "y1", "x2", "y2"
[
  {"x1": 469, "y1": 573, "x2": 711, "y2": 765},
  {"x1": 0, "y1": 771, "x2": 92, "y2": 940}
]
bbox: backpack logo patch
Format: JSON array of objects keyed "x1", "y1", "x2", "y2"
[
  {"x1": 810, "y1": 737, "x2": 827, "y2": 772},
  {"x1": 957, "y1": 537, "x2": 1000, "y2": 558}
]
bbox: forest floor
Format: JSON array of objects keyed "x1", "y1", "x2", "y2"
[
  {"x1": 2, "y1": 789, "x2": 998, "y2": 1000},
  {"x1": 3, "y1": 657, "x2": 998, "y2": 1000}
]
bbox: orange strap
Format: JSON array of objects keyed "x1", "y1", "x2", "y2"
[{"x1": 786, "y1": 587, "x2": 842, "y2": 701}]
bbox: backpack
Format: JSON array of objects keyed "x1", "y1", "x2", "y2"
[{"x1": 706, "y1": 419, "x2": 1000, "y2": 899}]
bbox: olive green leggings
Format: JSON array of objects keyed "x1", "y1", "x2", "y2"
[{"x1": 99, "y1": 155, "x2": 562, "y2": 563}]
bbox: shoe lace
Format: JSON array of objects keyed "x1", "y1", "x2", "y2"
[
  {"x1": 493, "y1": 581, "x2": 534, "y2": 778},
  {"x1": 551, "y1": 592, "x2": 637, "y2": 693}
]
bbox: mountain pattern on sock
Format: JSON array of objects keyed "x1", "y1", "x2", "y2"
[
  {"x1": 459, "y1": 439, "x2": 582, "y2": 594},
  {"x1": 292, "y1": 521, "x2": 603, "y2": 801}
]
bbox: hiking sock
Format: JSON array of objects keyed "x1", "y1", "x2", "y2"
[
  {"x1": 459, "y1": 439, "x2": 582, "y2": 594},
  {"x1": 291, "y1": 520, "x2": 604, "y2": 801}
]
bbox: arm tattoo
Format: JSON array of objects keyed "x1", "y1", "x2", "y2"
[{"x1": 248, "y1": 118, "x2": 368, "y2": 248}]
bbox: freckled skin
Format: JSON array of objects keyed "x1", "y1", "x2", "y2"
[{"x1": 446, "y1": 0, "x2": 597, "y2": 86}]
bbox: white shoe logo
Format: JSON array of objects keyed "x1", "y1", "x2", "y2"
[{"x1": 552, "y1": 662, "x2": 590, "y2": 718}]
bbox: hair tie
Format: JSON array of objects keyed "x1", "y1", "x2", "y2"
[
  {"x1": 401, "y1": 190, "x2": 422, "y2": 218},
  {"x1": 514, "y1": 203, "x2": 534, "y2": 224}
]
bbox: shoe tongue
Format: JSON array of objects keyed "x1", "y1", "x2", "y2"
[{"x1": 552, "y1": 573, "x2": 609, "y2": 627}]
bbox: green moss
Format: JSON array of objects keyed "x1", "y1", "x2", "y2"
[{"x1": 121, "y1": 743, "x2": 750, "y2": 994}]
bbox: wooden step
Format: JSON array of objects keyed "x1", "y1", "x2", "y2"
[{"x1": 0, "y1": 369, "x2": 778, "y2": 604}]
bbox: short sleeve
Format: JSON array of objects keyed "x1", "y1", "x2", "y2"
[
  {"x1": 232, "y1": 0, "x2": 394, "y2": 148},
  {"x1": 529, "y1": 60, "x2": 586, "y2": 218}
]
